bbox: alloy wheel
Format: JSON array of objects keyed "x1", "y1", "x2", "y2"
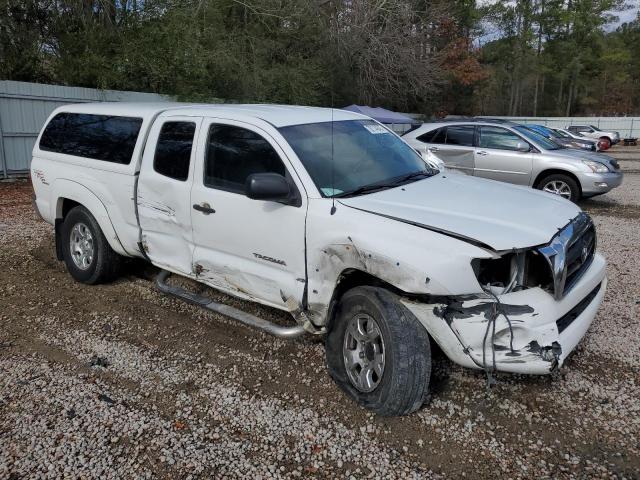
[
  {"x1": 543, "y1": 180, "x2": 572, "y2": 199},
  {"x1": 69, "y1": 222, "x2": 95, "y2": 270},
  {"x1": 343, "y1": 313, "x2": 385, "y2": 393}
]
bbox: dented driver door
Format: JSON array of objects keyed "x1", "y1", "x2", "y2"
[
  {"x1": 189, "y1": 119, "x2": 307, "y2": 310},
  {"x1": 137, "y1": 115, "x2": 202, "y2": 275}
]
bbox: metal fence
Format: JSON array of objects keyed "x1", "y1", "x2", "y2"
[
  {"x1": 484, "y1": 116, "x2": 640, "y2": 139},
  {"x1": 0, "y1": 80, "x2": 171, "y2": 178},
  {"x1": 4, "y1": 81, "x2": 637, "y2": 178}
]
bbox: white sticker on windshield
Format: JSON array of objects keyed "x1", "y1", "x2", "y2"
[
  {"x1": 363, "y1": 123, "x2": 389, "y2": 135},
  {"x1": 321, "y1": 187, "x2": 344, "y2": 196}
]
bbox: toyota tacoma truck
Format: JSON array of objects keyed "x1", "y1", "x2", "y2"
[{"x1": 31, "y1": 103, "x2": 607, "y2": 416}]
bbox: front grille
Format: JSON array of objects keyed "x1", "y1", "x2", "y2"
[
  {"x1": 556, "y1": 283, "x2": 601, "y2": 333},
  {"x1": 538, "y1": 213, "x2": 596, "y2": 300},
  {"x1": 563, "y1": 223, "x2": 596, "y2": 295}
]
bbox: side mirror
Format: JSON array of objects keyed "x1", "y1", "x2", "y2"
[
  {"x1": 516, "y1": 141, "x2": 530, "y2": 152},
  {"x1": 245, "y1": 173, "x2": 291, "y2": 202}
]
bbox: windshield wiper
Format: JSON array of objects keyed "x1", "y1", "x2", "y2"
[
  {"x1": 391, "y1": 170, "x2": 434, "y2": 184},
  {"x1": 333, "y1": 182, "x2": 397, "y2": 198},
  {"x1": 333, "y1": 170, "x2": 433, "y2": 198}
]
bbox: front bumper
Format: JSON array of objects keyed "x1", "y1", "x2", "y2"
[
  {"x1": 578, "y1": 171, "x2": 624, "y2": 195},
  {"x1": 403, "y1": 252, "x2": 607, "y2": 375}
]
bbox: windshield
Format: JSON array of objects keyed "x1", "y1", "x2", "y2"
[
  {"x1": 554, "y1": 129, "x2": 570, "y2": 138},
  {"x1": 279, "y1": 120, "x2": 433, "y2": 197},
  {"x1": 514, "y1": 125, "x2": 562, "y2": 150},
  {"x1": 590, "y1": 125, "x2": 601, "y2": 131},
  {"x1": 525, "y1": 125, "x2": 559, "y2": 139}
]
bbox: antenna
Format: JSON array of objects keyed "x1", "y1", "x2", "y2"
[{"x1": 330, "y1": 99, "x2": 336, "y2": 215}]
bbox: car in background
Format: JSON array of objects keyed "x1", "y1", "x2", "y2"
[
  {"x1": 523, "y1": 124, "x2": 598, "y2": 152},
  {"x1": 552, "y1": 128, "x2": 606, "y2": 151},
  {"x1": 567, "y1": 125, "x2": 620, "y2": 149},
  {"x1": 403, "y1": 119, "x2": 623, "y2": 202}
]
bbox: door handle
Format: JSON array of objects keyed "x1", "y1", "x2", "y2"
[
  {"x1": 476, "y1": 150, "x2": 488, "y2": 156},
  {"x1": 193, "y1": 202, "x2": 215, "y2": 215},
  {"x1": 428, "y1": 146, "x2": 439, "y2": 152}
]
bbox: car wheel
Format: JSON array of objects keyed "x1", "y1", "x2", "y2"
[
  {"x1": 61, "y1": 206, "x2": 121, "y2": 284},
  {"x1": 326, "y1": 286, "x2": 431, "y2": 416},
  {"x1": 537, "y1": 174, "x2": 581, "y2": 202},
  {"x1": 599, "y1": 137, "x2": 611, "y2": 150}
]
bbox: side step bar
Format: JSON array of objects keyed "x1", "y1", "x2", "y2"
[{"x1": 155, "y1": 270, "x2": 307, "y2": 339}]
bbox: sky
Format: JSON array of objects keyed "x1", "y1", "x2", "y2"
[
  {"x1": 475, "y1": 0, "x2": 639, "y2": 46},
  {"x1": 607, "y1": 1, "x2": 639, "y2": 30}
]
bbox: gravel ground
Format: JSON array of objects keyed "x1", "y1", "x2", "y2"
[
  {"x1": 1, "y1": 180, "x2": 639, "y2": 479},
  {"x1": 606, "y1": 144, "x2": 640, "y2": 164},
  {"x1": 581, "y1": 173, "x2": 640, "y2": 209}
]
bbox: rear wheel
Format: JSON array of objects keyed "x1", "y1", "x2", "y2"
[
  {"x1": 326, "y1": 286, "x2": 431, "y2": 416},
  {"x1": 536, "y1": 173, "x2": 580, "y2": 202},
  {"x1": 61, "y1": 206, "x2": 121, "y2": 284}
]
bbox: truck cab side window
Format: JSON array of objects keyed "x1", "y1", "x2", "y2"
[
  {"x1": 204, "y1": 125, "x2": 286, "y2": 194},
  {"x1": 153, "y1": 122, "x2": 196, "y2": 181}
]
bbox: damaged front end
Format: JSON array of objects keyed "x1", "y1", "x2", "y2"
[{"x1": 402, "y1": 213, "x2": 607, "y2": 375}]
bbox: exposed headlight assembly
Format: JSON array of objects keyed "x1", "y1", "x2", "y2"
[
  {"x1": 582, "y1": 160, "x2": 609, "y2": 173},
  {"x1": 472, "y1": 250, "x2": 553, "y2": 295}
]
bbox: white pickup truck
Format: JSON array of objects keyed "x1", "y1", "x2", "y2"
[{"x1": 31, "y1": 103, "x2": 607, "y2": 415}]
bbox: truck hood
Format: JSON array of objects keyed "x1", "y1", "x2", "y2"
[{"x1": 339, "y1": 174, "x2": 581, "y2": 251}]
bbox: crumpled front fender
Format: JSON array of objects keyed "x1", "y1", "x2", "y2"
[{"x1": 401, "y1": 253, "x2": 607, "y2": 375}]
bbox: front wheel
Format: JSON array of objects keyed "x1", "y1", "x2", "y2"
[
  {"x1": 536, "y1": 173, "x2": 581, "y2": 202},
  {"x1": 326, "y1": 286, "x2": 431, "y2": 416},
  {"x1": 61, "y1": 206, "x2": 121, "y2": 284}
]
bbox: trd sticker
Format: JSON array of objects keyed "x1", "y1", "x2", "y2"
[{"x1": 33, "y1": 169, "x2": 49, "y2": 185}]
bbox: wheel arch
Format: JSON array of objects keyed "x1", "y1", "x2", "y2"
[
  {"x1": 324, "y1": 268, "x2": 409, "y2": 333},
  {"x1": 533, "y1": 169, "x2": 582, "y2": 196},
  {"x1": 52, "y1": 179, "x2": 128, "y2": 256}
]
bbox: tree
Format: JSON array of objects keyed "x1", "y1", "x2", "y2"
[{"x1": 1, "y1": 0, "x2": 638, "y2": 115}]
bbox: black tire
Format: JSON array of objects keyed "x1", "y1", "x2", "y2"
[
  {"x1": 536, "y1": 173, "x2": 581, "y2": 202},
  {"x1": 326, "y1": 286, "x2": 431, "y2": 416},
  {"x1": 61, "y1": 205, "x2": 121, "y2": 284}
]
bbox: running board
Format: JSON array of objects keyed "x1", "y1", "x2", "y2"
[{"x1": 155, "y1": 270, "x2": 307, "y2": 339}]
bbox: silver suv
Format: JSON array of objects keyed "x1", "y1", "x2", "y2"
[
  {"x1": 567, "y1": 125, "x2": 620, "y2": 146},
  {"x1": 403, "y1": 120, "x2": 623, "y2": 201}
]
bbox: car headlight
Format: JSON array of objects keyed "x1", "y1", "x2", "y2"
[
  {"x1": 471, "y1": 251, "x2": 553, "y2": 295},
  {"x1": 582, "y1": 160, "x2": 609, "y2": 173}
]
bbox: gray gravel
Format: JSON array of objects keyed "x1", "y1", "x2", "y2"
[{"x1": 1, "y1": 181, "x2": 639, "y2": 478}]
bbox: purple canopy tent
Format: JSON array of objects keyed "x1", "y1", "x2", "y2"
[{"x1": 342, "y1": 105, "x2": 417, "y2": 125}]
